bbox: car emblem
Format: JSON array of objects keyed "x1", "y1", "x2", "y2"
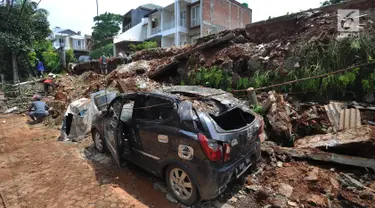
[{"x1": 231, "y1": 139, "x2": 238, "y2": 147}]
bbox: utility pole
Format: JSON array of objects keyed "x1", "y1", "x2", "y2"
[
  {"x1": 60, "y1": 42, "x2": 66, "y2": 69},
  {"x1": 12, "y1": 52, "x2": 19, "y2": 83}
]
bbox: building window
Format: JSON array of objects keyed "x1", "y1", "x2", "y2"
[
  {"x1": 191, "y1": 5, "x2": 200, "y2": 27},
  {"x1": 180, "y1": 11, "x2": 186, "y2": 27},
  {"x1": 59, "y1": 38, "x2": 65, "y2": 45},
  {"x1": 77, "y1": 40, "x2": 81, "y2": 46}
]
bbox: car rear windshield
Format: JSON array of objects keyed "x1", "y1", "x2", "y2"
[{"x1": 210, "y1": 108, "x2": 255, "y2": 131}]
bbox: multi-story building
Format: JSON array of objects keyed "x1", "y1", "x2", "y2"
[
  {"x1": 114, "y1": 0, "x2": 252, "y2": 54},
  {"x1": 51, "y1": 27, "x2": 92, "y2": 57}
]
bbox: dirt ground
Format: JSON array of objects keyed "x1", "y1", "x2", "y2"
[
  {"x1": 0, "y1": 114, "x2": 179, "y2": 208},
  {"x1": 1, "y1": 115, "x2": 375, "y2": 208}
]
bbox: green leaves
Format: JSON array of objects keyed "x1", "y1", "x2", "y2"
[
  {"x1": 185, "y1": 66, "x2": 232, "y2": 90},
  {"x1": 129, "y1": 41, "x2": 158, "y2": 51},
  {"x1": 92, "y1": 12, "x2": 122, "y2": 44}
]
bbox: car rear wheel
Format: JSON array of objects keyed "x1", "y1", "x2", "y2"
[
  {"x1": 166, "y1": 165, "x2": 199, "y2": 206},
  {"x1": 92, "y1": 129, "x2": 105, "y2": 153}
]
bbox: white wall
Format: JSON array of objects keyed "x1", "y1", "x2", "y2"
[
  {"x1": 114, "y1": 20, "x2": 147, "y2": 43},
  {"x1": 180, "y1": 34, "x2": 187, "y2": 45},
  {"x1": 162, "y1": 37, "x2": 175, "y2": 48}
]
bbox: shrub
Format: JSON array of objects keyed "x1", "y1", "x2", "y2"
[
  {"x1": 89, "y1": 43, "x2": 114, "y2": 59},
  {"x1": 129, "y1": 41, "x2": 158, "y2": 51}
]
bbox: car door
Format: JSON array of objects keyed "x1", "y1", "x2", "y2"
[
  {"x1": 132, "y1": 94, "x2": 179, "y2": 171},
  {"x1": 104, "y1": 97, "x2": 124, "y2": 166}
]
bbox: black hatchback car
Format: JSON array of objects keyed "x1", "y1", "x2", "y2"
[{"x1": 91, "y1": 86, "x2": 263, "y2": 205}]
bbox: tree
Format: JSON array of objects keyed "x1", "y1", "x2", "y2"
[
  {"x1": 321, "y1": 0, "x2": 345, "y2": 6},
  {"x1": 0, "y1": 0, "x2": 50, "y2": 82},
  {"x1": 91, "y1": 12, "x2": 122, "y2": 46}
]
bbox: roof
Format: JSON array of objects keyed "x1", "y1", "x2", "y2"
[{"x1": 139, "y1": 3, "x2": 162, "y2": 11}]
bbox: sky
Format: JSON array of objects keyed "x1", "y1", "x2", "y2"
[{"x1": 38, "y1": 0, "x2": 323, "y2": 35}]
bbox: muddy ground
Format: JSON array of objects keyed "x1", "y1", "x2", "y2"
[{"x1": 1, "y1": 115, "x2": 374, "y2": 208}]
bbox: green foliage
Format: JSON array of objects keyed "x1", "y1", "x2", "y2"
[
  {"x1": 89, "y1": 43, "x2": 114, "y2": 59},
  {"x1": 42, "y1": 47, "x2": 59, "y2": 71},
  {"x1": 361, "y1": 72, "x2": 375, "y2": 93},
  {"x1": 184, "y1": 66, "x2": 232, "y2": 90},
  {"x1": 0, "y1": 0, "x2": 50, "y2": 80},
  {"x1": 321, "y1": 0, "x2": 345, "y2": 6},
  {"x1": 243, "y1": 35, "x2": 375, "y2": 98},
  {"x1": 65, "y1": 49, "x2": 76, "y2": 64},
  {"x1": 253, "y1": 105, "x2": 263, "y2": 114},
  {"x1": 91, "y1": 12, "x2": 122, "y2": 44},
  {"x1": 129, "y1": 41, "x2": 159, "y2": 51}
]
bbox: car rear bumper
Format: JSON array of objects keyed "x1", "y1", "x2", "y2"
[{"x1": 196, "y1": 138, "x2": 261, "y2": 200}]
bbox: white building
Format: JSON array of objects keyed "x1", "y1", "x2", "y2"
[
  {"x1": 51, "y1": 27, "x2": 91, "y2": 53},
  {"x1": 114, "y1": 0, "x2": 252, "y2": 54}
]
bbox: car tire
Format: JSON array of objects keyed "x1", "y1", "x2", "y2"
[
  {"x1": 92, "y1": 129, "x2": 106, "y2": 153},
  {"x1": 165, "y1": 165, "x2": 199, "y2": 206}
]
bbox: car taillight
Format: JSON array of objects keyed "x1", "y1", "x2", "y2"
[
  {"x1": 258, "y1": 119, "x2": 264, "y2": 135},
  {"x1": 223, "y1": 143, "x2": 231, "y2": 162},
  {"x1": 198, "y1": 133, "x2": 222, "y2": 162}
]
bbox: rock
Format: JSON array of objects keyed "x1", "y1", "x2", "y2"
[
  {"x1": 278, "y1": 183, "x2": 293, "y2": 198},
  {"x1": 359, "y1": 190, "x2": 374, "y2": 200},
  {"x1": 22, "y1": 113, "x2": 26, "y2": 116},
  {"x1": 288, "y1": 201, "x2": 298, "y2": 207},
  {"x1": 166, "y1": 193, "x2": 178, "y2": 203},
  {"x1": 2, "y1": 120, "x2": 5, "y2": 124},
  {"x1": 256, "y1": 189, "x2": 271, "y2": 202},
  {"x1": 238, "y1": 194, "x2": 246, "y2": 199},
  {"x1": 330, "y1": 177, "x2": 340, "y2": 189},
  {"x1": 229, "y1": 196, "x2": 238, "y2": 203},
  {"x1": 277, "y1": 161, "x2": 283, "y2": 168},
  {"x1": 55, "y1": 91, "x2": 68, "y2": 102},
  {"x1": 211, "y1": 200, "x2": 235, "y2": 208},
  {"x1": 308, "y1": 194, "x2": 326, "y2": 207},
  {"x1": 304, "y1": 168, "x2": 319, "y2": 181},
  {"x1": 247, "y1": 59, "x2": 262, "y2": 73},
  {"x1": 271, "y1": 195, "x2": 288, "y2": 208},
  {"x1": 245, "y1": 185, "x2": 262, "y2": 192},
  {"x1": 263, "y1": 205, "x2": 272, "y2": 208}
]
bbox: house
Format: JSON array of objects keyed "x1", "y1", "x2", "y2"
[
  {"x1": 122, "y1": 4, "x2": 163, "y2": 33},
  {"x1": 51, "y1": 27, "x2": 92, "y2": 58},
  {"x1": 114, "y1": 0, "x2": 252, "y2": 55}
]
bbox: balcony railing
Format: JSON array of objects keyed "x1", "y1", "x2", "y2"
[
  {"x1": 163, "y1": 20, "x2": 175, "y2": 31},
  {"x1": 151, "y1": 26, "x2": 161, "y2": 35}
]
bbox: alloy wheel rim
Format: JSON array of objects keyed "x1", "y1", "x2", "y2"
[
  {"x1": 94, "y1": 132, "x2": 103, "y2": 151},
  {"x1": 169, "y1": 168, "x2": 193, "y2": 200}
]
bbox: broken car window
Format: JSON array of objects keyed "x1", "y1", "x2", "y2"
[
  {"x1": 108, "y1": 98, "x2": 123, "y2": 119},
  {"x1": 135, "y1": 96, "x2": 174, "y2": 121},
  {"x1": 120, "y1": 101, "x2": 134, "y2": 122}
]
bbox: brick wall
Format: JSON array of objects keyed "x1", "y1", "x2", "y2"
[{"x1": 201, "y1": 0, "x2": 252, "y2": 36}]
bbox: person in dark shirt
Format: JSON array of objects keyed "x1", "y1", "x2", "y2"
[{"x1": 28, "y1": 95, "x2": 49, "y2": 123}]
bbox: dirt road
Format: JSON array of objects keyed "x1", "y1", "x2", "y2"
[{"x1": 0, "y1": 115, "x2": 178, "y2": 208}]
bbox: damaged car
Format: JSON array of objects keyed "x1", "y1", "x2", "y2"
[{"x1": 91, "y1": 86, "x2": 263, "y2": 205}]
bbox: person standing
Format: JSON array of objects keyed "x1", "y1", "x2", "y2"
[
  {"x1": 99, "y1": 53, "x2": 108, "y2": 75},
  {"x1": 36, "y1": 59, "x2": 45, "y2": 78}
]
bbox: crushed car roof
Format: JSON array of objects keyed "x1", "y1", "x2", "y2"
[{"x1": 159, "y1": 86, "x2": 251, "y2": 115}]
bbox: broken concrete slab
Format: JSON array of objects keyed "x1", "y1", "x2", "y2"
[
  {"x1": 272, "y1": 146, "x2": 375, "y2": 170},
  {"x1": 294, "y1": 126, "x2": 373, "y2": 149}
]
